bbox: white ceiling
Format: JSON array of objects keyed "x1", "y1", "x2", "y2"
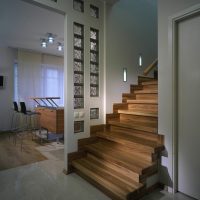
[
  {"x1": 0, "y1": 0, "x2": 118, "y2": 57},
  {"x1": 0, "y1": 0, "x2": 65, "y2": 56}
]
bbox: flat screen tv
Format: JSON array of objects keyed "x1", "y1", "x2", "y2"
[{"x1": 0, "y1": 76, "x2": 4, "y2": 89}]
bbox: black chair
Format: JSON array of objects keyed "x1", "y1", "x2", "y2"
[{"x1": 10, "y1": 101, "x2": 23, "y2": 142}]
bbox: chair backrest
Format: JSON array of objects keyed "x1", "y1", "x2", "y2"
[
  {"x1": 20, "y1": 102, "x2": 27, "y2": 114},
  {"x1": 13, "y1": 101, "x2": 19, "y2": 112}
]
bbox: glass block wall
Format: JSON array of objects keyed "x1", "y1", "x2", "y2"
[
  {"x1": 90, "y1": 28, "x2": 99, "y2": 97},
  {"x1": 73, "y1": 22, "x2": 84, "y2": 109}
]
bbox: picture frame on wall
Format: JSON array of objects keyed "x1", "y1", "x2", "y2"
[{"x1": 0, "y1": 76, "x2": 5, "y2": 89}]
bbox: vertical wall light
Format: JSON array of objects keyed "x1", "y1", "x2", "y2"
[
  {"x1": 139, "y1": 54, "x2": 143, "y2": 67},
  {"x1": 123, "y1": 68, "x2": 127, "y2": 82}
]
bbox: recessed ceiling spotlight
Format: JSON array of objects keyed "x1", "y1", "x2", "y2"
[
  {"x1": 47, "y1": 33, "x2": 56, "y2": 44},
  {"x1": 57, "y1": 43, "x2": 63, "y2": 51},
  {"x1": 41, "y1": 39, "x2": 47, "y2": 48}
]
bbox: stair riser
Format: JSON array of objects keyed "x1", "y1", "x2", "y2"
[
  {"x1": 143, "y1": 85, "x2": 158, "y2": 90},
  {"x1": 136, "y1": 94, "x2": 158, "y2": 100},
  {"x1": 87, "y1": 153, "x2": 141, "y2": 183},
  {"x1": 85, "y1": 147, "x2": 146, "y2": 174},
  {"x1": 97, "y1": 135, "x2": 156, "y2": 154},
  {"x1": 120, "y1": 114, "x2": 158, "y2": 125},
  {"x1": 74, "y1": 169, "x2": 125, "y2": 200},
  {"x1": 110, "y1": 124, "x2": 157, "y2": 134},
  {"x1": 138, "y1": 77, "x2": 155, "y2": 84},
  {"x1": 98, "y1": 141, "x2": 157, "y2": 163},
  {"x1": 113, "y1": 103, "x2": 128, "y2": 113},
  {"x1": 130, "y1": 85, "x2": 143, "y2": 93},
  {"x1": 128, "y1": 104, "x2": 158, "y2": 113}
]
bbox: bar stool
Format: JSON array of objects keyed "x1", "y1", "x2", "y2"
[{"x1": 16, "y1": 102, "x2": 40, "y2": 150}]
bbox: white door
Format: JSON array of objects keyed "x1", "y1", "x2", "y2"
[{"x1": 177, "y1": 13, "x2": 200, "y2": 199}]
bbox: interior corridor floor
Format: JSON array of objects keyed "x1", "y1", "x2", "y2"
[{"x1": 0, "y1": 142, "x2": 195, "y2": 200}]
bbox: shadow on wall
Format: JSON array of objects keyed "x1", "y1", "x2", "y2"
[{"x1": 160, "y1": 149, "x2": 173, "y2": 188}]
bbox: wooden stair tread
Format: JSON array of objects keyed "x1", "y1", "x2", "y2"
[
  {"x1": 108, "y1": 120, "x2": 157, "y2": 133},
  {"x1": 134, "y1": 90, "x2": 157, "y2": 94},
  {"x1": 127, "y1": 100, "x2": 158, "y2": 104},
  {"x1": 96, "y1": 131, "x2": 163, "y2": 152},
  {"x1": 141, "y1": 80, "x2": 158, "y2": 85},
  {"x1": 85, "y1": 154, "x2": 144, "y2": 189},
  {"x1": 118, "y1": 110, "x2": 158, "y2": 117},
  {"x1": 85, "y1": 142, "x2": 157, "y2": 175},
  {"x1": 72, "y1": 159, "x2": 128, "y2": 200}
]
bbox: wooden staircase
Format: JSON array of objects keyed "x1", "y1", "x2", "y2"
[{"x1": 70, "y1": 75, "x2": 164, "y2": 200}]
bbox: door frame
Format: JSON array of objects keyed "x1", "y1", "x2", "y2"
[{"x1": 169, "y1": 3, "x2": 200, "y2": 193}]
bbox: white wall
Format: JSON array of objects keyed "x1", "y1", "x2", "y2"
[
  {"x1": 158, "y1": 0, "x2": 200, "y2": 188},
  {"x1": 106, "y1": 0, "x2": 158, "y2": 113},
  {"x1": 0, "y1": 47, "x2": 17, "y2": 131}
]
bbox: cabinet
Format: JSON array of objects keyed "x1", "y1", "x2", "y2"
[{"x1": 36, "y1": 107, "x2": 64, "y2": 133}]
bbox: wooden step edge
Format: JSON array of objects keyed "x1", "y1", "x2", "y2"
[
  {"x1": 83, "y1": 157, "x2": 144, "y2": 191},
  {"x1": 118, "y1": 110, "x2": 158, "y2": 117},
  {"x1": 86, "y1": 153, "x2": 144, "y2": 188},
  {"x1": 141, "y1": 80, "x2": 158, "y2": 85},
  {"x1": 96, "y1": 132, "x2": 157, "y2": 153},
  {"x1": 72, "y1": 160, "x2": 127, "y2": 200},
  {"x1": 134, "y1": 90, "x2": 158, "y2": 94},
  {"x1": 108, "y1": 120, "x2": 157, "y2": 134},
  {"x1": 85, "y1": 145, "x2": 145, "y2": 175},
  {"x1": 127, "y1": 100, "x2": 158, "y2": 104}
]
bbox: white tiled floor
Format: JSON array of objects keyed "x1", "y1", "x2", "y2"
[{"x1": 0, "y1": 142, "x2": 195, "y2": 200}]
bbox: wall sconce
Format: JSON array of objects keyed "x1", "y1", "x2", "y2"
[
  {"x1": 123, "y1": 68, "x2": 127, "y2": 82},
  {"x1": 139, "y1": 54, "x2": 143, "y2": 67},
  {"x1": 41, "y1": 39, "x2": 47, "y2": 48}
]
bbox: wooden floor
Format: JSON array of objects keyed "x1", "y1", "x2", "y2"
[{"x1": 0, "y1": 132, "x2": 47, "y2": 171}]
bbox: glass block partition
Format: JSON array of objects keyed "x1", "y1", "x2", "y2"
[
  {"x1": 73, "y1": 0, "x2": 84, "y2": 12},
  {"x1": 90, "y1": 5, "x2": 99, "y2": 18},
  {"x1": 90, "y1": 28, "x2": 99, "y2": 97},
  {"x1": 74, "y1": 23, "x2": 84, "y2": 109}
]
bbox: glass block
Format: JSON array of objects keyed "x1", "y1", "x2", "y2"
[
  {"x1": 74, "y1": 86, "x2": 83, "y2": 96},
  {"x1": 74, "y1": 73, "x2": 83, "y2": 84},
  {"x1": 74, "y1": 120, "x2": 84, "y2": 133},
  {"x1": 90, "y1": 29, "x2": 98, "y2": 40},
  {"x1": 90, "y1": 108, "x2": 99, "y2": 119},
  {"x1": 74, "y1": 98, "x2": 84, "y2": 109},
  {"x1": 74, "y1": 37, "x2": 82, "y2": 48},
  {"x1": 74, "y1": 24, "x2": 83, "y2": 36},
  {"x1": 74, "y1": 61, "x2": 83, "y2": 72},
  {"x1": 90, "y1": 41, "x2": 97, "y2": 51},
  {"x1": 90, "y1": 5, "x2": 99, "y2": 18},
  {"x1": 90, "y1": 75, "x2": 98, "y2": 85},
  {"x1": 74, "y1": 49, "x2": 82, "y2": 60},
  {"x1": 90, "y1": 52, "x2": 98, "y2": 62},
  {"x1": 90, "y1": 64, "x2": 98, "y2": 74},
  {"x1": 90, "y1": 86, "x2": 98, "y2": 97},
  {"x1": 73, "y1": 0, "x2": 84, "y2": 12}
]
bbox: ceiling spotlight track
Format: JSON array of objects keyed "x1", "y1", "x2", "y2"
[{"x1": 40, "y1": 33, "x2": 63, "y2": 51}]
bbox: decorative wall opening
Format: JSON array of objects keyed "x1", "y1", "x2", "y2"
[
  {"x1": 74, "y1": 120, "x2": 84, "y2": 133},
  {"x1": 90, "y1": 108, "x2": 99, "y2": 119}
]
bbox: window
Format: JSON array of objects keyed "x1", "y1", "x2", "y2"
[
  {"x1": 13, "y1": 62, "x2": 18, "y2": 101},
  {"x1": 42, "y1": 65, "x2": 64, "y2": 106}
]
